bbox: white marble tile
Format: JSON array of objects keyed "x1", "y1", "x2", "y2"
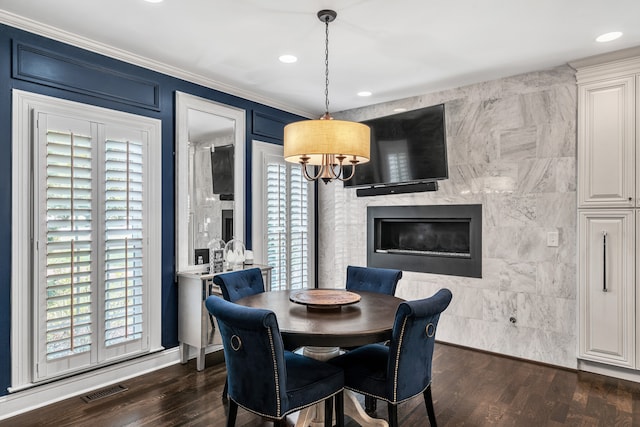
[
  {"x1": 484, "y1": 226, "x2": 523, "y2": 259},
  {"x1": 501, "y1": 65, "x2": 576, "y2": 95},
  {"x1": 449, "y1": 101, "x2": 488, "y2": 137},
  {"x1": 499, "y1": 261, "x2": 537, "y2": 293},
  {"x1": 520, "y1": 90, "x2": 558, "y2": 126},
  {"x1": 483, "y1": 290, "x2": 518, "y2": 323},
  {"x1": 537, "y1": 261, "x2": 576, "y2": 299},
  {"x1": 556, "y1": 157, "x2": 576, "y2": 193},
  {"x1": 481, "y1": 258, "x2": 505, "y2": 291},
  {"x1": 517, "y1": 226, "x2": 558, "y2": 262},
  {"x1": 497, "y1": 194, "x2": 537, "y2": 227},
  {"x1": 516, "y1": 293, "x2": 557, "y2": 331},
  {"x1": 555, "y1": 297, "x2": 576, "y2": 336},
  {"x1": 535, "y1": 193, "x2": 576, "y2": 228},
  {"x1": 557, "y1": 225, "x2": 577, "y2": 265},
  {"x1": 537, "y1": 121, "x2": 576, "y2": 158},
  {"x1": 517, "y1": 159, "x2": 556, "y2": 193},
  {"x1": 319, "y1": 66, "x2": 578, "y2": 369},
  {"x1": 521, "y1": 328, "x2": 576, "y2": 368},
  {"x1": 482, "y1": 196, "x2": 501, "y2": 227},
  {"x1": 500, "y1": 126, "x2": 538, "y2": 161},
  {"x1": 446, "y1": 134, "x2": 469, "y2": 166},
  {"x1": 469, "y1": 130, "x2": 500, "y2": 164},
  {"x1": 492, "y1": 95, "x2": 527, "y2": 130}
]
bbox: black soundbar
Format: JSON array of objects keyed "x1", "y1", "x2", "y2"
[{"x1": 356, "y1": 181, "x2": 438, "y2": 197}]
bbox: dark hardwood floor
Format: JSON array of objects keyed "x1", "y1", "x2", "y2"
[{"x1": 3, "y1": 343, "x2": 638, "y2": 426}]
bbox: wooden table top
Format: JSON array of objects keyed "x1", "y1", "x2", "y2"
[{"x1": 236, "y1": 289, "x2": 404, "y2": 348}]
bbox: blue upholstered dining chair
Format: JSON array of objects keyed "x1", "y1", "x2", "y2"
[
  {"x1": 213, "y1": 267, "x2": 265, "y2": 302},
  {"x1": 212, "y1": 267, "x2": 266, "y2": 399},
  {"x1": 205, "y1": 297, "x2": 345, "y2": 427},
  {"x1": 345, "y1": 265, "x2": 403, "y2": 412},
  {"x1": 329, "y1": 288, "x2": 452, "y2": 427},
  {"x1": 345, "y1": 265, "x2": 402, "y2": 296}
]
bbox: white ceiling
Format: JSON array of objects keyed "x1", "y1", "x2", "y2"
[{"x1": 1, "y1": 0, "x2": 640, "y2": 118}]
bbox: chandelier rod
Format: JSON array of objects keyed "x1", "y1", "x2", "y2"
[
  {"x1": 323, "y1": 13, "x2": 330, "y2": 116},
  {"x1": 318, "y1": 10, "x2": 336, "y2": 119}
]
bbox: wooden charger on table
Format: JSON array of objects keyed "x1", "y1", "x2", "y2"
[{"x1": 289, "y1": 289, "x2": 361, "y2": 311}]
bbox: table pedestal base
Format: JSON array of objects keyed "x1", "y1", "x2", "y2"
[
  {"x1": 296, "y1": 346, "x2": 339, "y2": 426},
  {"x1": 302, "y1": 346, "x2": 341, "y2": 361},
  {"x1": 343, "y1": 391, "x2": 388, "y2": 427},
  {"x1": 292, "y1": 347, "x2": 388, "y2": 427},
  {"x1": 293, "y1": 391, "x2": 388, "y2": 427}
]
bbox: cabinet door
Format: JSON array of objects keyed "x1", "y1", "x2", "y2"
[
  {"x1": 578, "y1": 210, "x2": 635, "y2": 367},
  {"x1": 578, "y1": 77, "x2": 635, "y2": 208}
]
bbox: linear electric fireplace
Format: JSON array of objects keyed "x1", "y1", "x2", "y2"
[{"x1": 367, "y1": 204, "x2": 482, "y2": 278}]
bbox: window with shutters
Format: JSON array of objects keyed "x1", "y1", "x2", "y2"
[
  {"x1": 12, "y1": 91, "x2": 162, "y2": 388},
  {"x1": 252, "y1": 141, "x2": 315, "y2": 291}
]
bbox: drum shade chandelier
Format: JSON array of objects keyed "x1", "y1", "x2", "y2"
[{"x1": 283, "y1": 10, "x2": 370, "y2": 184}]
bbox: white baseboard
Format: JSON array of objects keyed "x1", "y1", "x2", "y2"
[
  {"x1": 0, "y1": 348, "x2": 182, "y2": 420},
  {"x1": 578, "y1": 359, "x2": 640, "y2": 383}
]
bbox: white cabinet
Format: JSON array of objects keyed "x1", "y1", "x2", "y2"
[
  {"x1": 177, "y1": 265, "x2": 272, "y2": 371},
  {"x1": 576, "y1": 53, "x2": 640, "y2": 373},
  {"x1": 577, "y1": 77, "x2": 635, "y2": 208},
  {"x1": 177, "y1": 272, "x2": 223, "y2": 371},
  {"x1": 578, "y1": 210, "x2": 635, "y2": 367}
]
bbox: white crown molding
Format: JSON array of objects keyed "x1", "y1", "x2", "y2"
[
  {"x1": 569, "y1": 46, "x2": 640, "y2": 70},
  {"x1": 570, "y1": 46, "x2": 640, "y2": 84},
  {"x1": 0, "y1": 9, "x2": 314, "y2": 118}
]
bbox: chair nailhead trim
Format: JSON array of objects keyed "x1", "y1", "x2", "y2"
[
  {"x1": 345, "y1": 384, "x2": 431, "y2": 405},
  {"x1": 392, "y1": 317, "x2": 409, "y2": 402},
  {"x1": 233, "y1": 389, "x2": 343, "y2": 420},
  {"x1": 267, "y1": 328, "x2": 281, "y2": 416}
]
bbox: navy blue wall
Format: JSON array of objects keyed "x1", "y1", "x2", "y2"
[{"x1": 0, "y1": 23, "x2": 303, "y2": 396}]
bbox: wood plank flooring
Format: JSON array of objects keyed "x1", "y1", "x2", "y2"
[{"x1": 2, "y1": 343, "x2": 639, "y2": 426}]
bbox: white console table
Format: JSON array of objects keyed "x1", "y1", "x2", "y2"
[{"x1": 177, "y1": 265, "x2": 272, "y2": 371}]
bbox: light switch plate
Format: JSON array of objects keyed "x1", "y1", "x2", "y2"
[{"x1": 547, "y1": 231, "x2": 559, "y2": 247}]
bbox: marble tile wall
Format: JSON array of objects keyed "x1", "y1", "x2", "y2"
[{"x1": 318, "y1": 65, "x2": 578, "y2": 368}]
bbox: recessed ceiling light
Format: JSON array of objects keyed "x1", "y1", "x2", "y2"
[
  {"x1": 393, "y1": 108, "x2": 407, "y2": 113},
  {"x1": 279, "y1": 54, "x2": 298, "y2": 64},
  {"x1": 357, "y1": 91, "x2": 372, "y2": 97},
  {"x1": 596, "y1": 31, "x2": 623, "y2": 42},
  {"x1": 144, "y1": 0, "x2": 163, "y2": 3}
]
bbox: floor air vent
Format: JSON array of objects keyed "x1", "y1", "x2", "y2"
[{"x1": 82, "y1": 384, "x2": 128, "y2": 402}]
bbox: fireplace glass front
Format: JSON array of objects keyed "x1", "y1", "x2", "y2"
[
  {"x1": 377, "y1": 219, "x2": 471, "y2": 258},
  {"x1": 368, "y1": 205, "x2": 482, "y2": 277}
]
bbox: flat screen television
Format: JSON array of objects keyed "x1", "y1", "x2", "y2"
[
  {"x1": 344, "y1": 104, "x2": 448, "y2": 188},
  {"x1": 210, "y1": 144, "x2": 234, "y2": 200}
]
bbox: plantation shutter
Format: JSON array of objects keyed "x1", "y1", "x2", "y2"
[
  {"x1": 100, "y1": 129, "x2": 147, "y2": 361},
  {"x1": 266, "y1": 161, "x2": 288, "y2": 290},
  {"x1": 288, "y1": 165, "x2": 308, "y2": 289},
  {"x1": 34, "y1": 111, "x2": 151, "y2": 381},
  {"x1": 265, "y1": 155, "x2": 310, "y2": 291},
  {"x1": 36, "y1": 114, "x2": 97, "y2": 380}
]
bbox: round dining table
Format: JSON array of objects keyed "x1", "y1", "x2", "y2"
[
  {"x1": 235, "y1": 289, "x2": 404, "y2": 427},
  {"x1": 235, "y1": 289, "x2": 404, "y2": 349}
]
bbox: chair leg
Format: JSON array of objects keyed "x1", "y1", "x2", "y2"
[
  {"x1": 335, "y1": 391, "x2": 344, "y2": 427},
  {"x1": 387, "y1": 402, "x2": 398, "y2": 427},
  {"x1": 273, "y1": 418, "x2": 287, "y2": 427},
  {"x1": 423, "y1": 385, "x2": 437, "y2": 427},
  {"x1": 324, "y1": 395, "x2": 334, "y2": 427},
  {"x1": 364, "y1": 395, "x2": 377, "y2": 413},
  {"x1": 222, "y1": 377, "x2": 228, "y2": 400},
  {"x1": 227, "y1": 399, "x2": 238, "y2": 427}
]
